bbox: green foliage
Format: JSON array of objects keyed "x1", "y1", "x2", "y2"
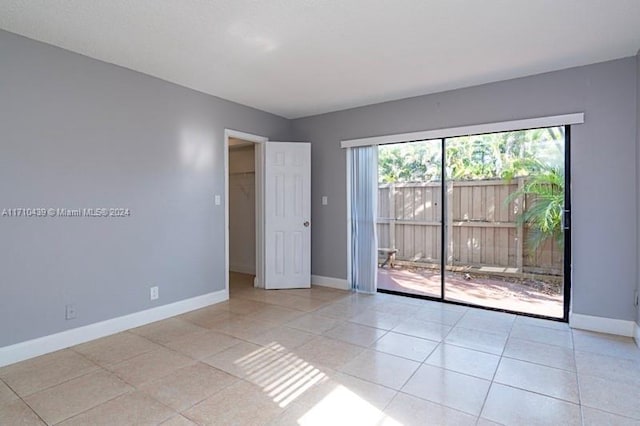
[
  {"x1": 378, "y1": 127, "x2": 564, "y2": 183},
  {"x1": 378, "y1": 127, "x2": 565, "y2": 252},
  {"x1": 506, "y1": 161, "x2": 565, "y2": 251},
  {"x1": 378, "y1": 142, "x2": 442, "y2": 183}
]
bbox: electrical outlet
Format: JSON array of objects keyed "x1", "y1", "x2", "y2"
[
  {"x1": 65, "y1": 304, "x2": 77, "y2": 320},
  {"x1": 150, "y1": 286, "x2": 159, "y2": 301},
  {"x1": 321, "y1": 196, "x2": 328, "y2": 205},
  {"x1": 214, "y1": 195, "x2": 221, "y2": 205}
]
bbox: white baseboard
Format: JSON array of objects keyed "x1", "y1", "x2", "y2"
[
  {"x1": 229, "y1": 263, "x2": 256, "y2": 275},
  {"x1": 569, "y1": 313, "x2": 636, "y2": 337},
  {"x1": 311, "y1": 275, "x2": 349, "y2": 290},
  {"x1": 0, "y1": 289, "x2": 228, "y2": 368}
]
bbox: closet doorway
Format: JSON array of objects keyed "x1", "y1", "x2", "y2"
[
  {"x1": 227, "y1": 134, "x2": 265, "y2": 294},
  {"x1": 228, "y1": 138, "x2": 257, "y2": 274}
]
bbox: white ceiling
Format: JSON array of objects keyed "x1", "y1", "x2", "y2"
[{"x1": 1, "y1": 1, "x2": 640, "y2": 119}]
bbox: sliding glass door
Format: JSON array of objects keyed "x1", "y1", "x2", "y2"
[
  {"x1": 377, "y1": 139, "x2": 442, "y2": 299},
  {"x1": 443, "y1": 127, "x2": 567, "y2": 318},
  {"x1": 377, "y1": 126, "x2": 570, "y2": 320}
]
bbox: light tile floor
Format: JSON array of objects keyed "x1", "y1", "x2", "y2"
[{"x1": 1, "y1": 272, "x2": 639, "y2": 425}]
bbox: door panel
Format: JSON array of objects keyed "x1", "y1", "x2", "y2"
[
  {"x1": 264, "y1": 142, "x2": 311, "y2": 289},
  {"x1": 376, "y1": 138, "x2": 443, "y2": 298},
  {"x1": 444, "y1": 128, "x2": 567, "y2": 319}
]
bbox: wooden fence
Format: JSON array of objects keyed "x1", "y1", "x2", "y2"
[{"x1": 377, "y1": 179, "x2": 563, "y2": 276}]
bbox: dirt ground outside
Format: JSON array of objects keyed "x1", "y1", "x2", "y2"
[{"x1": 377, "y1": 265, "x2": 564, "y2": 318}]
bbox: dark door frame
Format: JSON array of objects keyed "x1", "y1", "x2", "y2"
[{"x1": 378, "y1": 125, "x2": 572, "y2": 322}]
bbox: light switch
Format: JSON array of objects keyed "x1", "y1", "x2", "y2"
[
  {"x1": 321, "y1": 196, "x2": 328, "y2": 205},
  {"x1": 215, "y1": 195, "x2": 221, "y2": 205}
]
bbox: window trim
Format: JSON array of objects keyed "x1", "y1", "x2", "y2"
[{"x1": 340, "y1": 113, "x2": 584, "y2": 148}]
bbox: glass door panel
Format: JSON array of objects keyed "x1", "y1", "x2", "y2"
[
  {"x1": 444, "y1": 127, "x2": 566, "y2": 318},
  {"x1": 377, "y1": 139, "x2": 443, "y2": 299}
]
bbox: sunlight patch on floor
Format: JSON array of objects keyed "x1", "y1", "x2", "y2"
[
  {"x1": 296, "y1": 385, "x2": 390, "y2": 425},
  {"x1": 233, "y1": 341, "x2": 396, "y2": 424},
  {"x1": 234, "y1": 342, "x2": 326, "y2": 408}
]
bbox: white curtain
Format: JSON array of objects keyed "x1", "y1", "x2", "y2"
[{"x1": 348, "y1": 146, "x2": 378, "y2": 293}]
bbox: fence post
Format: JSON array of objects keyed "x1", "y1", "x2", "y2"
[
  {"x1": 516, "y1": 177, "x2": 524, "y2": 271},
  {"x1": 446, "y1": 180, "x2": 454, "y2": 266},
  {"x1": 389, "y1": 183, "x2": 396, "y2": 250}
]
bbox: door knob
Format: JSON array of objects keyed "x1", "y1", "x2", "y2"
[{"x1": 303, "y1": 221, "x2": 310, "y2": 227}]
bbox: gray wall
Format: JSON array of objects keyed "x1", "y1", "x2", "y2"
[
  {"x1": 292, "y1": 57, "x2": 638, "y2": 322},
  {"x1": 0, "y1": 30, "x2": 290, "y2": 347},
  {"x1": 2, "y1": 28, "x2": 638, "y2": 349}
]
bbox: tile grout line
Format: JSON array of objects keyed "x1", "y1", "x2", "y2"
[
  {"x1": 363, "y1": 299, "x2": 578, "y2": 417},
  {"x1": 0, "y1": 376, "x2": 48, "y2": 425},
  {"x1": 365, "y1": 300, "x2": 466, "y2": 417},
  {"x1": 157, "y1": 375, "x2": 238, "y2": 422},
  {"x1": 14, "y1": 394, "x2": 48, "y2": 426},
  {"x1": 576, "y1": 402, "x2": 640, "y2": 423},
  {"x1": 4, "y1": 351, "x2": 104, "y2": 400},
  {"x1": 2, "y1": 352, "x2": 118, "y2": 426},
  {"x1": 475, "y1": 314, "x2": 517, "y2": 422},
  {"x1": 571, "y1": 329, "x2": 586, "y2": 426},
  {"x1": 161, "y1": 289, "x2": 634, "y2": 422},
  {"x1": 47, "y1": 347, "x2": 181, "y2": 425},
  {"x1": 498, "y1": 348, "x2": 577, "y2": 373},
  {"x1": 71, "y1": 331, "x2": 161, "y2": 369},
  {"x1": 9, "y1": 283, "x2": 345, "y2": 425},
  {"x1": 59, "y1": 350, "x2": 245, "y2": 424},
  {"x1": 364, "y1": 314, "x2": 437, "y2": 420},
  {"x1": 0, "y1": 377, "x2": 19, "y2": 401},
  {"x1": 6, "y1": 283, "x2": 637, "y2": 425},
  {"x1": 51, "y1": 390, "x2": 141, "y2": 425}
]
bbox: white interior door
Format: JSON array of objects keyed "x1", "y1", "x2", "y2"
[{"x1": 264, "y1": 142, "x2": 311, "y2": 289}]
